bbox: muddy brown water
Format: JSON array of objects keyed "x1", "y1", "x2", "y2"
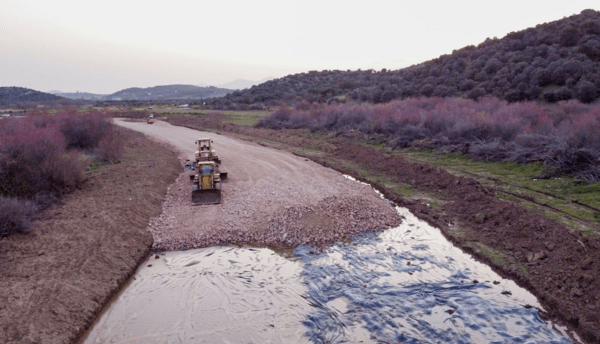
[{"x1": 83, "y1": 198, "x2": 576, "y2": 343}]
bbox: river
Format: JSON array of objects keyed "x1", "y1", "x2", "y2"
[{"x1": 83, "y1": 179, "x2": 575, "y2": 343}]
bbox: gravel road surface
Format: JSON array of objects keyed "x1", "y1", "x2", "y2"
[{"x1": 114, "y1": 119, "x2": 400, "y2": 250}]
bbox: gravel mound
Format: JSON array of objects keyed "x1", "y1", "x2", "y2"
[{"x1": 149, "y1": 158, "x2": 401, "y2": 251}]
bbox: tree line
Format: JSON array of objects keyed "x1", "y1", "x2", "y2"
[{"x1": 208, "y1": 9, "x2": 600, "y2": 109}]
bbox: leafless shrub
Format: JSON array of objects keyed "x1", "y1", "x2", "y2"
[
  {"x1": 0, "y1": 197, "x2": 37, "y2": 237},
  {"x1": 92, "y1": 131, "x2": 123, "y2": 162},
  {"x1": 257, "y1": 97, "x2": 600, "y2": 181},
  {"x1": 469, "y1": 140, "x2": 509, "y2": 162}
]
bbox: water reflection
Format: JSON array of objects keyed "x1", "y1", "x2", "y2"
[
  {"x1": 84, "y1": 247, "x2": 311, "y2": 344},
  {"x1": 296, "y1": 207, "x2": 570, "y2": 343},
  {"x1": 84, "y1": 207, "x2": 571, "y2": 344}
]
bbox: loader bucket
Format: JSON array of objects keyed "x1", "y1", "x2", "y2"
[
  {"x1": 192, "y1": 188, "x2": 222, "y2": 205},
  {"x1": 219, "y1": 172, "x2": 228, "y2": 181}
]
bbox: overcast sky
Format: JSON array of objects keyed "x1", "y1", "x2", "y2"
[{"x1": 1, "y1": 1, "x2": 598, "y2": 94}]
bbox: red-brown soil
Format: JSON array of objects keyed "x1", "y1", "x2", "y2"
[
  {"x1": 0, "y1": 128, "x2": 180, "y2": 344},
  {"x1": 166, "y1": 113, "x2": 600, "y2": 343}
]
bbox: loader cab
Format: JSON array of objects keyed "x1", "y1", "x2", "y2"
[
  {"x1": 192, "y1": 161, "x2": 221, "y2": 204},
  {"x1": 196, "y1": 138, "x2": 213, "y2": 150},
  {"x1": 198, "y1": 161, "x2": 215, "y2": 175}
]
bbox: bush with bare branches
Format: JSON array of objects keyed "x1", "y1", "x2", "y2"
[{"x1": 257, "y1": 98, "x2": 600, "y2": 181}]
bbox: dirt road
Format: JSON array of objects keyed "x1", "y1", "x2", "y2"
[{"x1": 113, "y1": 119, "x2": 400, "y2": 250}]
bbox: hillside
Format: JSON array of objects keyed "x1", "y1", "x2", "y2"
[
  {"x1": 216, "y1": 77, "x2": 275, "y2": 90},
  {"x1": 103, "y1": 84, "x2": 233, "y2": 101},
  {"x1": 195, "y1": 78, "x2": 275, "y2": 90},
  {"x1": 49, "y1": 91, "x2": 107, "y2": 101},
  {"x1": 0, "y1": 87, "x2": 67, "y2": 106},
  {"x1": 211, "y1": 9, "x2": 600, "y2": 108}
]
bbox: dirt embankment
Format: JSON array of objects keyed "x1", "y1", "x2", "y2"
[
  {"x1": 165, "y1": 113, "x2": 600, "y2": 344},
  {"x1": 0, "y1": 128, "x2": 180, "y2": 344}
]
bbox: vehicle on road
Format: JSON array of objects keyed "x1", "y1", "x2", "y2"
[
  {"x1": 195, "y1": 138, "x2": 220, "y2": 164},
  {"x1": 195, "y1": 138, "x2": 227, "y2": 179},
  {"x1": 191, "y1": 161, "x2": 222, "y2": 204}
]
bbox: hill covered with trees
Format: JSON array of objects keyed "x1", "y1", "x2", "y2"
[
  {"x1": 49, "y1": 91, "x2": 107, "y2": 101},
  {"x1": 0, "y1": 87, "x2": 68, "y2": 107},
  {"x1": 103, "y1": 85, "x2": 233, "y2": 101},
  {"x1": 211, "y1": 9, "x2": 600, "y2": 109}
]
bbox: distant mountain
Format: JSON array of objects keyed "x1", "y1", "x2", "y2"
[
  {"x1": 210, "y1": 9, "x2": 600, "y2": 108},
  {"x1": 195, "y1": 77, "x2": 275, "y2": 90},
  {"x1": 217, "y1": 78, "x2": 275, "y2": 90},
  {"x1": 103, "y1": 84, "x2": 233, "y2": 101},
  {"x1": 49, "y1": 91, "x2": 107, "y2": 101},
  {"x1": 0, "y1": 87, "x2": 67, "y2": 106}
]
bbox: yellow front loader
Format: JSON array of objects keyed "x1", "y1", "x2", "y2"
[{"x1": 191, "y1": 161, "x2": 222, "y2": 204}]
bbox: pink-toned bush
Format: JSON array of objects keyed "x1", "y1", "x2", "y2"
[
  {"x1": 94, "y1": 131, "x2": 123, "y2": 162},
  {"x1": 0, "y1": 197, "x2": 37, "y2": 237},
  {"x1": 0, "y1": 109, "x2": 124, "y2": 236},
  {"x1": 58, "y1": 110, "x2": 112, "y2": 150},
  {"x1": 0, "y1": 110, "x2": 121, "y2": 200},
  {"x1": 257, "y1": 97, "x2": 600, "y2": 181}
]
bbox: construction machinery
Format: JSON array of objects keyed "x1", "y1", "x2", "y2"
[
  {"x1": 191, "y1": 161, "x2": 222, "y2": 204},
  {"x1": 195, "y1": 138, "x2": 220, "y2": 164},
  {"x1": 195, "y1": 138, "x2": 227, "y2": 180},
  {"x1": 147, "y1": 114, "x2": 156, "y2": 124}
]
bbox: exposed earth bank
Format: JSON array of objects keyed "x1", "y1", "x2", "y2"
[
  {"x1": 165, "y1": 113, "x2": 600, "y2": 344},
  {"x1": 0, "y1": 128, "x2": 181, "y2": 344}
]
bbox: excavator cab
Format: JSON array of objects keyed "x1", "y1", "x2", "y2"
[{"x1": 191, "y1": 161, "x2": 222, "y2": 204}]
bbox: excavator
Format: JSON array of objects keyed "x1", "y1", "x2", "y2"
[{"x1": 191, "y1": 161, "x2": 222, "y2": 204}]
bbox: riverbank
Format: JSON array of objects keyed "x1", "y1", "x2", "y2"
[
  {"x1": 0, "y1": 128, "x2": 180, "y2": 343},
  {"x1": 165, "y1": 112, "x2": 600, "y2": 343}
]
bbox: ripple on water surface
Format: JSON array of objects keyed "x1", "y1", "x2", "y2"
[
  {"x1": 84, "y1": 247, "x2": 312, "y2": 344},
  {"x1": 296, "y1": 207, "x2": 571, "y2": 343},
  {"x1": 84, "y1": 208, "x2": 572, "y2": 344}
]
